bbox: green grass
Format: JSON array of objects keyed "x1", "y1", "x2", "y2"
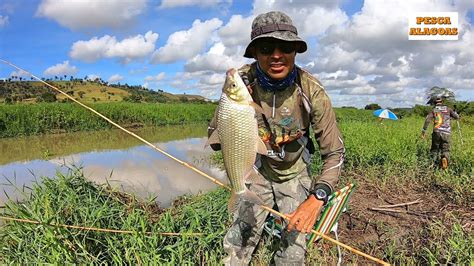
[
  {"x1": 0, "y1": 102, "x2": 216, "y2": 138},
  {"x1": 1, "y1": 108, "x2": 472, "y2": 264},
  {"x1": 0, "y1": 167, "x2": 230, "y2": 264}
]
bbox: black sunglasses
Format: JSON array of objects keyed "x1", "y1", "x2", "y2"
[{"x1": 256, "y1": 42, "x2": 296, "y2": 55}]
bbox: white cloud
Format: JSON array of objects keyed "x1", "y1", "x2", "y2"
[
  {"x1": 70, "y1": 36, "x2": 114, "y2": 63},
  {"x1": 172, "y1": 3, "x2": 351, "y2": 100},
  {"x1": 43, "y1": 60, "x2": 78, "y2": 77},
  {"x1": 0, "y1": 15, "x2": 8, "y2": 27},
  {"x1": 108, "y1": 74, "x2": 123, "y2": 84},
  {"x1": 86, "y1": 74, "x2": 100, "y2": 81},
  {"x1": 184, "y1": 42, "x2": 249, "y2": 72},
  {"x1": 159, "y1": 0, "x2": 231, "y2": 9},
  {"x1": 9, "y1": 69, "x2": 29, "y2": 78},
  {"x1": 311, "y1": 44, "x2": 378, "y2": 74},
  {"x1": 300, "y1": 7, "x2": 348, "y2": 37},
  {"x1": 159, "y1": 3, "x2": 350, "y2": 99},
  {"x1": 196, "y1": 73, "x2": 227, "y2": 98},
  {"x1": 144, "y1": 72, "x2": 166, "y2": 82},
  {"x1": 155, "y1": 0, "x2": 473, "y2": 106},
  {"x1": 340, "y1": 86, "x2": 377, "y2": 95},
  {"x1": 167, "y1": 69, "x2": 236, "y2": 99},
  {"x1": 253, "y1": 0, "x2": 345, "y2": 11},
  {"x1": 172, "y1": 39, "x2": 253, "y2": 98},
  {"x1": 70, "y1": 31, "x2": 158, "y2": 63},
  {"x1": 303, "y1": 0, "x2": 474, "y2": 107},
  {"x1": 199, "y1": 72, "x2": 225, "y2": 86},
  {"x1": 161, "y1": 70, "x2": 222, "y2": 98},
  {"x1": 151, "y1": 18, "x2": 222, "y2": 64},
  {"x1": 36, "y1": 0, "x2": 147, "y2": 30},
  {"x1": 129, "y1": 67, "x2": 149, "y2": 75},
  {"x1": 252, "y1": 0, "x2": 348, "y2": 38},
  {"x1": 218, "y1": 15, "x2": 253, "y2": 47}
]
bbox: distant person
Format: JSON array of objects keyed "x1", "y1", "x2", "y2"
[
  {"x1": 421, "y1": 97, "x2": 459, "y2": 169},
  {"x1": 208, "y1": 11, "x2": 345, "y2": 265}
]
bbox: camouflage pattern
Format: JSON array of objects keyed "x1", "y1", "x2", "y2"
[
  {"x1": 422, "y1": 104, "x2": 459, "y2": 165},
  {"x1": 209, "y1": 63, "x2": 344, "y2": 191},
  {"x1": 240, "y1": 63, "x2": 344, "y2": 192},
  {"x1": 422, "y1": 105, "x2": 459, "y2": 134},
  {"x1": 244, "y1": 11, "x2": 307, "y2": 58},
  {"x1": 211, "y1": 11, "x2": 344, "y2": 265},
  {"x1": 430, "y1": 131, "x2": 451, "y2": 163},
  {"x1": 223, "y1": 168, "x2": 312, "y2": 265},
  {"x1": 208, "y1": 62, "x2": 345, "y2": 265}
]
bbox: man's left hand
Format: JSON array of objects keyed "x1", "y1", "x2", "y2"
[{"x1": 286, "y1": 195, "x2": 324, "y2": 233}]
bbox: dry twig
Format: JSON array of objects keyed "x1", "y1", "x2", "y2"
[
  {"x1": 377, "y1": 199, "x2": 422, "y2": 208},
  {"x1": 368, "y1": 207, "x2": 434, "y2": 218}
]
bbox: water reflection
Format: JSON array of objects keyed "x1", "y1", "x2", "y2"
[
  {"x1": 0, "y1": 125, "x2": 209, "y2": 165},
  {"x1": 0, "y1": 125, "x2": 226, "y2": 208}
]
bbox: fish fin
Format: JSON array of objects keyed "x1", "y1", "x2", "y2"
[
  {"x1": 250, "y1": 102, "x2": 264, "y2": 114},
  {"x1": 226, "y1": 68, "x2": 237, "y2": 76},
  {"x1": 255, "y1": 137, "x2": 267, "y2": 155},
  {"x1": 241, "y1": 190, "x2": 264, "y2": 206},
  {"x1": 205, "y1": 129, "x2": 220, "y2": 148},
  {"x1": 244, "y1": 168, "x2": 260, "y2": 183},
  {"x1": 227, "y1": 190, "x2": 264, "y2": 213}
]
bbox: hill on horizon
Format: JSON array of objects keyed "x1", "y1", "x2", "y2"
[{"x1": 0, "y1": 79, "x2": 210, "y2": 104}]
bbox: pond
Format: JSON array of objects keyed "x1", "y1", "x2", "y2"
[{"x1": 0, "y1": 125, "x2": 226, "y2": 208}]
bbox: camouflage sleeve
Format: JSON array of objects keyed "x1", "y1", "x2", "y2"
[
  {"x1": 450, "y1": 108, "x2": 460, "y2": 119},
  {"x1": 309, "y1": 88, "x2": 345, "y2": 193},
  {"x1": 207, "y1": 108, "x2": 221, "y2": 151},
  {"x1": 422, "y1": 112, "x2": 433, "y2": 132}
]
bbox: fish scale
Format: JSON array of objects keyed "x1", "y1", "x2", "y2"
[
  {"x1": 218, "y1": 93, "x2": 258, "y2": 193},
  {"x1": 209, "y1": 69, "x2": 267, "y2": 211}
]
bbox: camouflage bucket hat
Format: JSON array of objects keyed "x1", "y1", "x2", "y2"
[{"x1": 244, "y1": 11, "x2": 307, "y2": 58}]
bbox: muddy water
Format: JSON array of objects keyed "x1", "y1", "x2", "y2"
[{"x1": 0, "y1": 125, "x2": 226, "y2": 208}]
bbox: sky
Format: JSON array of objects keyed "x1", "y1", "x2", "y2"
[{"x1": 0, "y1": 0, "x2": 473, "y2": 108}]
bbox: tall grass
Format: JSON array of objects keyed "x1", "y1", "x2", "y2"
[
  {"x1": 1, "y1": 108, "x2": 472, "y2": 264},
  {"x1": 0, "y1": 167, "x2": 230, "y2": 264},
  {"x1": 337, "y1": 113, "x2": 472, "y2": 200},
  {"x1": 0, "y1": 102, "x2": 216, "y2": 138}
]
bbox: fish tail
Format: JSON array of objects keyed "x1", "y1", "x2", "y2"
[{"x1": 227, "y1": 189, "x2": 264, "y2": 213}]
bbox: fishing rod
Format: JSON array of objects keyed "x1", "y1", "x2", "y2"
[
  {"x1": 456, "y1": 120, "x2": 464, "y2": 145},
  {"x1": 0, "y1": 59, "x2": 227, "y2": 189},
  {"x1": 454, "y1": 105, "x2": 464, "y2": 145},
  {"x1": 0, "y1": 59, "x2": 389, "y2": 265}
]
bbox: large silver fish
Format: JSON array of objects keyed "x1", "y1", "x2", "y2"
[{"x1": 208, "y1": 69, "x2": 267, "y2": 212}]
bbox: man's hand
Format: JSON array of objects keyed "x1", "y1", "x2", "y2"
[
  {"x1": 286, "y1": 195, "x2": 324, "y2": 233},
  {"x1": 421, "y1": 132, "x2": 426, "y2": 139}
]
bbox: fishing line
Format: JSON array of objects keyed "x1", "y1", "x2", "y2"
[
  {"x1": 0, "y1": 59, "x2": 227, "y2": 189},
  {"x1": 0, "y1": 59, "x2": 389, "y2": 265}
]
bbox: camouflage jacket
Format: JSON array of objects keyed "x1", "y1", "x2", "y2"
[
  {"x1": 209, "y1": 63, "x2": 345, "y2": 192},
  {"x1": 422, "y1": 105, "x2": 459, "y2": 134}
]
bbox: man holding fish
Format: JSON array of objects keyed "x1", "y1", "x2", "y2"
[{"x1": 207, "y1": 11, "x2": 345, "y2": 265}]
